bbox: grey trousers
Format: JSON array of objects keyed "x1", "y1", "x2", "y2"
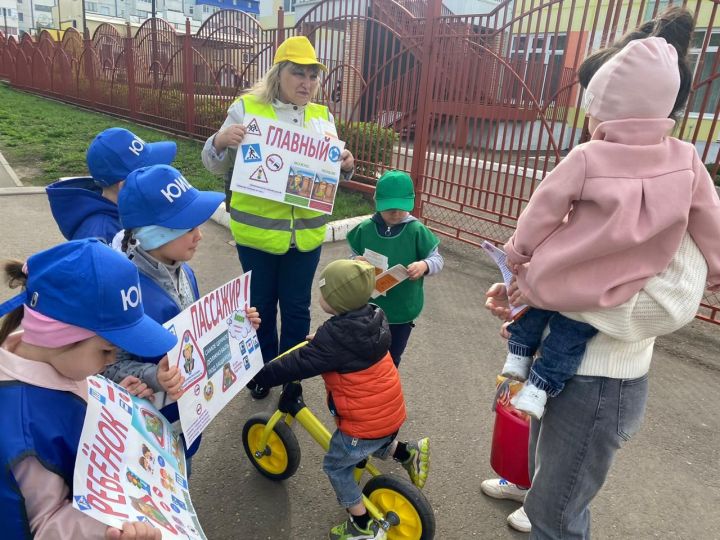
[{"x1": 525, "y1": 374, "x2": 649, "y2": 539}]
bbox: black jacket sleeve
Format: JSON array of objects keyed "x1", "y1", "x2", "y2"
[{"x1": 254, "y1": 323, "x2": 348, "y2": 388}]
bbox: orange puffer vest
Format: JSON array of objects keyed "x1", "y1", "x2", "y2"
[{"x1": 322, "y1": 352, "x2": 406, "y2": 439}]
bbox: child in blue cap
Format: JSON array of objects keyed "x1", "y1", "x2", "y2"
[
  {"x1": 347, "y1": 170, "x2": 444, "y2": 367},
  {"x1": 46, "y1": 128, "x2": 177, "y2": 243},
  {"x1": 108, "y1": 164, "x2": 260, "y2": 464},
  {"x1": 0, "y1": 239, "x2": 174, "y2": 539}
]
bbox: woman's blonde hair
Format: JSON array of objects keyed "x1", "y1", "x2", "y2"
[{"x1": 246, "y1": 61, "x2": 321, "y2": 104}]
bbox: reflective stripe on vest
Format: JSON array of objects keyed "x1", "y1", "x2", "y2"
[{"x1": 229, "y1": 94, "x2": 330, "y2": 254}]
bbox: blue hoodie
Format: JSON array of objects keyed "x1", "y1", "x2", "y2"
[{"x1": 46, "y1": 177, "x2": 121, "y2": 243}]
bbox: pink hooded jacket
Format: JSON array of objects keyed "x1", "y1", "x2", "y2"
[{"x1": 504, "y1": 38, "x2": 720, "y2": 311}]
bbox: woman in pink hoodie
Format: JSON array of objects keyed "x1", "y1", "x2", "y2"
[{"x1": 499, "y1": 11, "x2": 720, "y2": 421}]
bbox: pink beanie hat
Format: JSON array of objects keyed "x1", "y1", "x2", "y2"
[{"x1": 585, "y1": 37, "x2": 680, "y2": 121}]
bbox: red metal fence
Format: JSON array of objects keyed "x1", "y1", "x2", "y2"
[{"x1": 0, "y1": 0, "x2": 718, "y2": 324}]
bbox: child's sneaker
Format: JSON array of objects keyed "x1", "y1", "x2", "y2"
[
  {"x1": 511, "y1": 382, "x2": 547, "y2": 419},
  {"x1": 329, "y1": 516, "x2": 386, "y2": 540},
  {"x1": 401, "y1": 438, "x2": 430, "y2": 489},
  {"x1": 502, "y1": 353, "x2": 532, "y2": 381}
]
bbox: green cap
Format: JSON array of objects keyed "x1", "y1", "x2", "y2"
[
  {"x1": 319, "y1": 259, "x2": 376, "y2": 314},
  {"x1": 375, "y1": 170, "x2": 415, "y2": 212}
]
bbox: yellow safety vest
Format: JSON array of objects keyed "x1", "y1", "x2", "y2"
[{"x1": 229, "y1": 94, "x2": 330, "y2": 254}]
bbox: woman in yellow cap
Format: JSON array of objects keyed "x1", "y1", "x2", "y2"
[{"x1": 202, "y1": 36, "x2": 355, "y2": 399}]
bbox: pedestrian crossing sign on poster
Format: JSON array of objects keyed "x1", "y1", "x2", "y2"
[
  {"x1": 230, "y1": 116, "x2": 345, "y2": 215},
  {"x1": 242, "y1": 144, "x2": 262, "y2": 163}
]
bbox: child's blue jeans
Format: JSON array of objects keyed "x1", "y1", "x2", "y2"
[
  {"x1": 507, "y1": 308, "x2": 598, "y2": 397},
  {"x1": 322, "y1": 429, "x2": 395, "y2": 507}
]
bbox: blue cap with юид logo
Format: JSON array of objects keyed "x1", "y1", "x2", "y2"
[
  {"x1": 0, "y1": 239, "x2": 177, "y2": 357},
  {"x1": 119, "y1": 164, "x2": 225, "y2": 230},
  {"x1": 86, "y1": 128, "x2": 177, "y2": 187}
]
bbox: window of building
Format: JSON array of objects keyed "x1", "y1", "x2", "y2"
[
  {"x1": 284, "y1": 0, "x2": 295, "y2": 13},
  {"x1": 203, "y1": 5, "x2": 211, "y2": 13},
  {"x1": 508, "y1": 33, "x2": 567, "y2": 104},
  {"x1": 18, "y1": 12, "x2": 23, "y2": 21},
  {"x1": 86, "y1": 2, "x2": 98, "y2": 11},
  {"x1": 688, "y1": 29, "x2": 720, "y2": 117},
  {"x1": 99, "y1": 5, "x2": 110, "y2": 15},
  {"x1": 35, "y1": 5, "x2": 53, "y2": 12},
  {"x1": 644, "y1": 0, "x2": 670, "y2": 21}
]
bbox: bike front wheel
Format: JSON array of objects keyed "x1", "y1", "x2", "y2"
[{"x1": 242, "y1": 412, "x2": 301, "y2": 480}]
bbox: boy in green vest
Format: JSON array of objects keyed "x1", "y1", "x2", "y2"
[{"x1": 347, "y1": 170, "x2": 444, "y2": 367}]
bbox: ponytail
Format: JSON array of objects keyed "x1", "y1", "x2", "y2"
[
  {"x1": 0, "y1": 260, "x2": 27, "y2": 344},
  {"x1": 652, "y1": 7, "x2": 694, "y2": 117},
  {"x1": 578, "y1": 6, "x2": 694, "y2": 118},
  {"x1": 121, "y1": 229, "x2": 136, "y2": 253}
]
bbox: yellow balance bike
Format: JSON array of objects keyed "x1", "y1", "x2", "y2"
[{"x1": 241, "y1": 361, "x2": 435, "y2": 539}]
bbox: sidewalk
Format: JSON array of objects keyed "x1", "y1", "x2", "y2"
[{"x1": 0, "y1": 150, "x2": 22, "y2": 188}]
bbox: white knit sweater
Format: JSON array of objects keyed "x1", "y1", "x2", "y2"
[{"x1": 564, "y1": 233, "x2": 708, "y2": 379}]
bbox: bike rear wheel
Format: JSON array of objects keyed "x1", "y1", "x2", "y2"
[{"x1": 363, "y1": 474, "x2": 435, "y2": 540}]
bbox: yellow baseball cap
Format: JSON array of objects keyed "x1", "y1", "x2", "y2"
[{"x1": 274, "y1": 36, "x2": 327, "y2": 72}]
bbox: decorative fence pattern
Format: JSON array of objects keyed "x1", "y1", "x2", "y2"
[{"x1": 0, "y1": 0, "x2": 718, "y2": 324}]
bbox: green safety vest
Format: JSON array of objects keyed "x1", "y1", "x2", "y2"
[
  {"x1": 347, "y1": 219, "x2": 440, "y2": 323},
  {"x1": 229, "y1": 94, "x2": 330, "y2": 254}
]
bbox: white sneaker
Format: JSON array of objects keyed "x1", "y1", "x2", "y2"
[
  {"x1": 501, "y1": 353, "x2": 532, "y2": 381},
  {"x1": 508, "y1": 506, "x2": 531, "y2": 533},
  {"x1": 480, "y1": 478, "x2": 528, "y2": 502},
  {"x1": 511, "y1": 382, "x2": 547, "y2": 419}
]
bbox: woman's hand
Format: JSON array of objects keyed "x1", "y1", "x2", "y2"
[
  {"x1": 118, "y1": 376, "x2": 154, "y2": 400},
  {"x1": 340, "y1": 149, "x2": 355, "y2": 172},
  {"x1": 245, "y1": 306, "x2": 261, "y2": 330},
  {"x1": 508, "y1": 277, "x2": 530, "y2": 307},
  {"x1": 484, "y1": 282, "x2": 513, "y2": 321},
  {"x1": 106, "y1": 522, "x2": 161, "y2": 540},
  {"x1": 157, "y1": 356, "x2": 185, "y2": 401},
  {"x1": 213, "y1": 124, "x2": 247, "y2": 152},
  {"x1": 407, "y1": 261, "x2": 428, "y2": 280}
]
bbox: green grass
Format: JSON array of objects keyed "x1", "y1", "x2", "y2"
[{"x1": 0, "y1": 84, "x2": 373, "y2": 220}]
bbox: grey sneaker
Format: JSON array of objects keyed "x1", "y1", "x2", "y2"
[{"x1": 401, "y1": 438, "x2": 430, "y2": 489}]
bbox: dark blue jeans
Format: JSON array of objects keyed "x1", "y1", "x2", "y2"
[
  {"x1": 236, "y1": 245, "x2": 322, "y2": 364},
  {"x1": 507, "y1": 308, "x2": 598, "y2": 397},
  {"x1": 389, "y1": 322, "x2": 414, "y2": 367}
]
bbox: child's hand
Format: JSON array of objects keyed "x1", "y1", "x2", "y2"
[
  {"x1": 157, "y1": 356, "x2": 185, "y2": 401},
  {"x1": 406, "y1": 261, "x2": 428, "y2": 280},
  {"x1": 305, "y1": 332, "x2": 316, "y2": 341},
  {"x1": 509, "y1": 262, "x2": 522, "y2": 275},
  {"x1": 105, "y1": 522, "x2": 161, "y2": 539},
  {"x1": 118, "y1": 376, "x2": 154, "y2": 399},
  {"x1": 214, "y1": 124, "x2": 247, "y2": 151},
  {"x1": 354, "y1": 256, "x2": 368, "y2": 263},
  {"x1": 484, "y1": 283, "x2": 512, "y2": 321},
  {"x1": 500, "y1": 321, "x2": 512, "y2": 340},
  {"x1": 245, "y1": 306, "x2": 261, "y2": 330}
]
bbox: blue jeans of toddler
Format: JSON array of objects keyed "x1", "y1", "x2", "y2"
[
  {"x1": 508, "y1": 308, "x2": 598, "y2": 397},
  {"x1": 322, "y1": 429, "x2": 395, "y2": 507}
]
